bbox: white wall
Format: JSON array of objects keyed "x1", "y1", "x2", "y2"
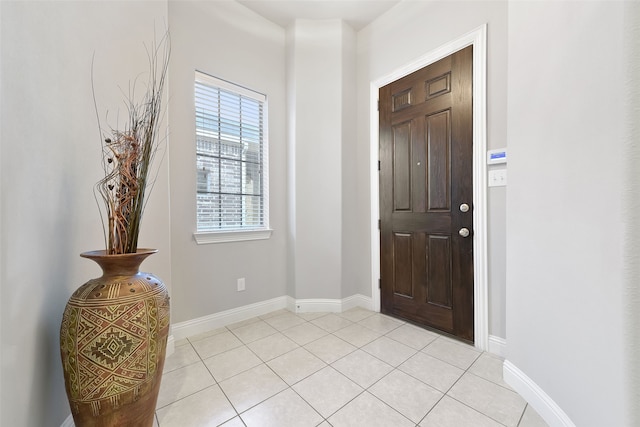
[
  {"x1": 167, "y1": 1, "x2": 287, "y2": 322},
  {"x1": 340, "y1": 22, "x2": 360, "y2": 298},
  {"x1": 624, "y1": 3, "x2": 640, "y2": 423},
  {"x1": 287, "y1": 20, "x2": 359, "y2": 300},
  {"x1": 0, "y1": 2, "x2": 171, "y2": 426},
  {"x1": 505, "y1": 1, "x2": 636, "y2": 424},
  {"x1": 357, "y1": 1, "x2": 509, "y2": 337},
  {"x1": 288, "y1": 20, "x2": 343, "y2": 299}
]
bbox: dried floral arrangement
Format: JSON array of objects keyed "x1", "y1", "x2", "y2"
[{"x1": 93, "y1": 32, "x2": 170, "y2": 254}]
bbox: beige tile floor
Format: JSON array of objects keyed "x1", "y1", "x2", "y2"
[{"x1": 155, "y1": 308, "x2": 549, "y2": 427}]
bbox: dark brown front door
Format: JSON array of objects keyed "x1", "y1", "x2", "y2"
[{"x1": 379, "y1": 46, "x2": 474, "y2": 342}]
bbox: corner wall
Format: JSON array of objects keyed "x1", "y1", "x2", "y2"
[
  {"x1": 286, "y1": 20, "x2": 358, "y2": 301},
  {"x1": 287, "y1": 20, "x2": 344, "y2": 300},
  {"x1": 505, "y1": 1, "x2": 632, "y2": 424},
  {"x1": 340, "y1": 22, "x2": 359, "y2": 299}
]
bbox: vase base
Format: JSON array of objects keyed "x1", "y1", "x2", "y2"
[{"x1": 69, "y1": 378, "x2": 161, "y2": 427}]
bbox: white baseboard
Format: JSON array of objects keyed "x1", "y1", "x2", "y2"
[
  {"x1": 342, "y1": 294, "x2": 373, "y2": 311},
  {"x1": 488, "y1": 335, "x2": 506, "y2": 358},
  {"x1": 171, "y1": 296, "x2": 289, "y2": 341},
  {"x1": 292, "y1": 294, "x2": 372, "y2": 313},
  {"x1": 285, "y1": 295, "x2": 297, "y2": 312},
  {"x1": 61, "y1": 414, "x2": 74, "y2": 427},
  {"x1": 503, "y1": 360, "x2": 576, "y2": 427},
  {"x1": 293, "y1": 298, "x2": 342, "y2": 313},
  {"x1": 171, "y1": 294, "x2": 373, "y2": 341}
]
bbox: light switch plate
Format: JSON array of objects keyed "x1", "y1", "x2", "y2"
[{"x1": 488, "y1": 169, "x2": 507, "y2": 187}]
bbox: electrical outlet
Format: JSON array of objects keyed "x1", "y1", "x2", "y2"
[{"x1": 237, "y1": 277, "x2": 245, "y2": 292}]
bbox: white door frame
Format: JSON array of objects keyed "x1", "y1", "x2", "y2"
[{"x1": 370, "y1": 24, "x2": 488, "y2": 350}]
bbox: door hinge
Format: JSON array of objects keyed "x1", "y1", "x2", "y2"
[
  {"x1": 377, "y1": 100, "x2": 380, "y2": 111},
  {"x1": 378, "y1": 160, "x2": 381, "y2": 171},
  {"x1": 378, "y1": 219, "x2": 381, "y2": 230},
  {"x1": 378, "y1": 278, "x2": 381, "y2": 289}
]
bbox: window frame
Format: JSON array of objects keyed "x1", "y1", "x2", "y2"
[{"x1": 192, "y1": 71, "x2": 272, "y2": 244}]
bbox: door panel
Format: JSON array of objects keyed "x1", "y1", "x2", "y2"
[
  {"x1": 426, "y1": 73, "x2": 451, "y2": 99},
  {"x1": 426, "y1": 110, "x2": 451, "y2": 212},
  {"x1": 393, "y1": 233, "x2": 414, "y2": 298},
  {"x1": 426, "y1": 234, "x2": 452, "y2": 308},
  {"x1": 393, "y1": 123, "x2": 412, "y2": 211},
  {"x1": 380, "y1": 46, "x2": 474, "y2": 341}
]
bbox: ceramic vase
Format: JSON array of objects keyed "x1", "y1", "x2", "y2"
[{"x1": 60, "y1": 249, "x2": 170, "y2": 426}]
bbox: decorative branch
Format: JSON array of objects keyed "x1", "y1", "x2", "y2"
[{"x1": 94, "y1": 30, "x2": 170, "y2": 254}]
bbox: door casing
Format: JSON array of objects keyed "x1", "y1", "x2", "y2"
[{"x1": 370, "y1": 24, "x2": 488, "y2": 350}]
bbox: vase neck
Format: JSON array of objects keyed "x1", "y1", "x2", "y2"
[{"x1": 80, "y1": 249, "x2": 157, "y2": 276}]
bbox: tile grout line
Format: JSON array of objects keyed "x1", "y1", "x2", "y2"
[
  {"x1": 375, "y1": 329, "x2": 441, "y2": 425},
  {"x1": 315, "y1": 317, "x2": 413, "y2": 425},
  {"x1": 255, "y1": 314, "x2": 416, "y2": 424},
  {"x1": 515, "y1": 403, "x2": 530, "y2": 427},
  {"x1": 217, "y1": 322, "x2": 285, "y2": 422},
  {"x1": 258, "y1": 315, "x2": 350, "y2": 423},
  {"x1": 155, "y1": 340, "x2": 216, "y2": 412},
  {"x1": 194, "y1": 338, "x2": 239, "y2": 422},
  {"x1": 435, "y1": 349, "x2": 522, "y2": 427},
  {"x1": 218, "y1": 313, "x2": 329, "y2": 424},
  {"x1": 161, "y1": 313, "x2": 407, "y2": 421},
  {"x1": 249, "y1": 312, "x2": 405, "y2": 425},
  {"x1": 157, "y1": 311, "x2": 367, "y2": 425},
  {"x1": 159, "y1": 310, "x2": 530, "y2": 427}
]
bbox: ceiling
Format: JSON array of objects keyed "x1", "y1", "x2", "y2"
[{"x1": 237, "y1": 0, "x2": 402, "y2": 31}]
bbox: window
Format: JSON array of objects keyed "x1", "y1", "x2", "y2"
[{"x1": 194, "y1": 71, "x2": 270, "y2": 244}]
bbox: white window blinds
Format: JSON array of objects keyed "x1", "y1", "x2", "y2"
[{"x1": 195, "y1": 72, "x2": 268, "y2": 233}]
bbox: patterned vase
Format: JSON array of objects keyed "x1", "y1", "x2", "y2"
[{"x1": 60, "y1": 249, "x2": 170, "y2": 426}]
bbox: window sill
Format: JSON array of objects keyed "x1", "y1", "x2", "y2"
[{"x1": 193, "y1": 229, "x2": 273, "y2": 245}]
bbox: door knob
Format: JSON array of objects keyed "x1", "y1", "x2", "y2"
[
  {"x1": 459, "y1": 228, "x2": 470, "y2": 238},
  {"x1": 459, "y1": 203, "x2": 470, "y2": 213}
]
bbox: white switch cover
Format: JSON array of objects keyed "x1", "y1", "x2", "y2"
[{"x1": 488, "y1": 169, "x2": 507, "y2": 187}]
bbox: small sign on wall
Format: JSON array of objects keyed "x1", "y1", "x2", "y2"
[{"x1": 487, "y1": 148, "x2": 507, "y2": 165}]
